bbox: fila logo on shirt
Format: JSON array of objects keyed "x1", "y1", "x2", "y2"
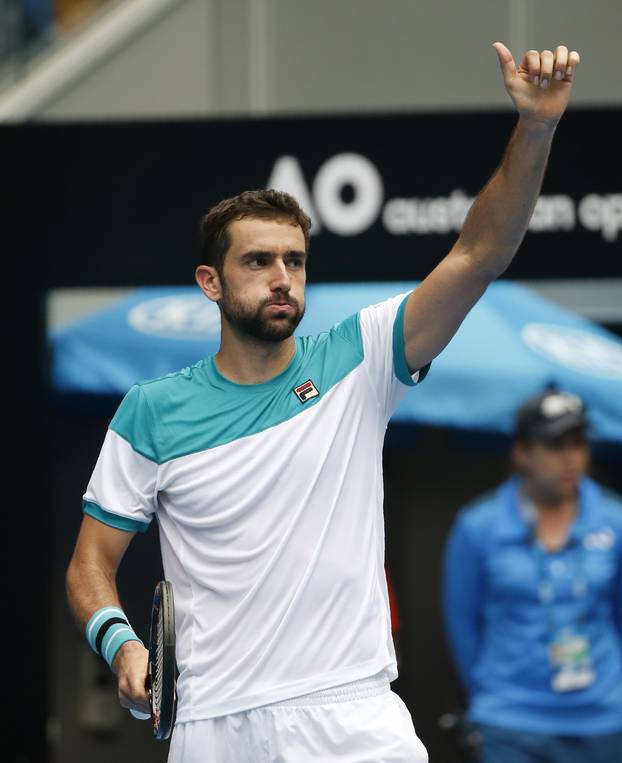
[{"x1": 293, "y1": 379, "x2": 320, "y2": 404}]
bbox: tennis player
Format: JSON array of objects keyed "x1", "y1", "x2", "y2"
[{"x1": 67, "y1": 42, "x2": 580, "y2": 761}]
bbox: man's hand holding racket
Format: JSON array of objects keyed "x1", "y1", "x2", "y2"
[
  {"x1": 113, "y1": 640, "x2": 151, "y2": 719},
  {"x1": 111, "y1": 580, "x2": 178, "y2": 737}
]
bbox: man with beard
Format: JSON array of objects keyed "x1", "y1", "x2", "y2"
[{"x1": 67, "y1": 42, "x2": 580, "y2": 762}]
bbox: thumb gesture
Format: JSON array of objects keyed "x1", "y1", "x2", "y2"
[{"x1": 492, "y1": 41, "x2": 580, "y2": 126}]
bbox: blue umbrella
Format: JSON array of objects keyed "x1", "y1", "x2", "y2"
[{"x1": 50, "y1": 282, "x2": 622, "y2": 442}]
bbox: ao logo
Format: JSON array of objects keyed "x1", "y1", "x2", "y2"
[
  {"x1": 522, "y1": 323, "x2": 622, "y2": 380},
  {"x1": 268, "y1": 154, "x2": 384, "y2": 235},
  {"x1": 128, "y1": 295, "x2": 221, "y2": 341}
]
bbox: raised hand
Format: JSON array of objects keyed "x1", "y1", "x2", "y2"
[{"x1": 493, "y1": 42, "x2": 580, "y2": 126}]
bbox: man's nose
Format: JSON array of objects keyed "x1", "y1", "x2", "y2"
[
  {"x1": 560, "y1": 443, "x2": 585, "y2": 463},
  {"x1": 270, "y1": 260, "x2": 291, "y2": 291}
]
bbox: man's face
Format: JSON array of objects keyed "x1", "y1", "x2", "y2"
[
  {"x1": 513, "y1": 429, "x2": 590, "y2": 502},
  {"x1": 217, "y1": 217, "x2": 307, "y2": 342}
]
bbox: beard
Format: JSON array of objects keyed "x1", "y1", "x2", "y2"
[{"x1": 219, "y1": 283, "x2": 305, "y2": 343}]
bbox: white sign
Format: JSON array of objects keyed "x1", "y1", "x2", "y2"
[
  {"x1": 268, "y1": 154, "x2": 622, "y2": 241},
  {"x1": 522, "y1": 323, "x2": 622, "y2": 380},
  {"x1": 268, "y1": 152, "x2": 383, "y2": 235},
  {"x1": 127, "y1": 295, "x2": 221, "y2": 341}
]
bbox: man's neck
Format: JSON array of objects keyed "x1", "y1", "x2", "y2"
[
  {"x1": 215, "y1": 333, "x2": 296, "y2": 385},
  {"x1": 521, "y1": 479, "x2": 577, "y2": 511},
  {"x1": 521, "y1": 481, "x2": 578, "y2": 551}
]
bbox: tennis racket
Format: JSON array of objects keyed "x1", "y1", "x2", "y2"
[{"x1": 147, "y1": 580, "x2": 177, "y2": 740}]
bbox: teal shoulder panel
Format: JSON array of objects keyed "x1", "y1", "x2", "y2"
[
  {"x1": 332, "y1": 310, "x2": 363, "y2": 352},
  {"x1": 392, "y1": 294, "x2": 415, "y2": 386},
  {"x1": 138, "y1": 317, "x2": 364, "y2": 462},
  {"x1": 109, "y1": 385, "x2": 158, "y2": 462},
  {"x1": 83, "y1": 499, "x2": 150, "y2": 534},
  {"x1": 391, "y1": 294, "x2": 432, "y2": 386}
]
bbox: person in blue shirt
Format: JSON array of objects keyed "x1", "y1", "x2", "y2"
[{"x1": 442, "y1": 389, "x2": 622, "y2": 763}]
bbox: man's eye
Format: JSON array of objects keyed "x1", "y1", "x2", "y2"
[
  {"x1": 250, "y1": 256, "x2": 267, "y2": 267},
  {"x1": 287, "y1": 258, "x2": 304, "y2": 268}
]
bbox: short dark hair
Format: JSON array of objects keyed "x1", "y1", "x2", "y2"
[{"x1": 199, "y1": 189, "x2": 312, "y2": 273}]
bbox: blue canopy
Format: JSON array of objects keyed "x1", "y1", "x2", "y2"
[{"x1": 50, "y1": 282, "x2": 622, "y2": 443}]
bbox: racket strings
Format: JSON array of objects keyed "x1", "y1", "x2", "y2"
[
  {"x1": 153, "y1": 605, "x2": 165, "y2": 722},
  {"x1": 150, "y1": 581, "x2": 176, "y2": 740}
]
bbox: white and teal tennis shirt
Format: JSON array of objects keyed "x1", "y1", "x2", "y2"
[{"x1": 83, "y1": 291, "x2": 429, "y2": 722}]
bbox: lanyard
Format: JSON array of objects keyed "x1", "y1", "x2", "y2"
[
  {"x1": 519, "y1": 491, "x2": 597, "y2": 692},
  {"x1": 522, "y1": 496, "x2": 589, "y2": 631},
  {"x1": 532, "y1": 540, "x2": 588, "y2": 616}
]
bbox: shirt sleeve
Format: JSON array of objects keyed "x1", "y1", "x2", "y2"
[
  {"x1": 82, "y1": 385, "x2": 159, "y2": 533},
  {"x1": 442, "y1": 509, "x2": 486, "y2": 694},
  {"x1": 358, "y1": 291, "x2": 430, "y2": 421}
]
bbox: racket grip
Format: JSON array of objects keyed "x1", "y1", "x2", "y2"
[{"x1": 130, "y1": 708, "x2": 151, "y2": 720}]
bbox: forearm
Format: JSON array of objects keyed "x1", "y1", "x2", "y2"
[
  {"x1": 67, "y1": 550, "x2": 149, "y2": 711},
  {"x1": 66, "y1": 516, "x2": 135, "y2": 632},
  {"x1": 456, "y1": 116, "x2": 556, "y2": 279},
  {"x1": 66, "y1": 553, "x2": 121, "y2": 632}
]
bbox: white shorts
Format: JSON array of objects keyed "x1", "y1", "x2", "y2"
[{"x1": 168, "y1": 674, "x2": 428, "y2": 762}]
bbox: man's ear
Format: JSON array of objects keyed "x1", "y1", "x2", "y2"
[{"x1": 195, "y1": 265, "x2": 222, "y2": 302}]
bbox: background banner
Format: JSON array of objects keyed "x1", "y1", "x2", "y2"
[{"x1": 6, "y1": 107, "x2": 622, "y2": 288}]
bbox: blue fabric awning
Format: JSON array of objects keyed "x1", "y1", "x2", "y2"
[{"x1": 50, "y1": 282, "x2": 622, "y2": 443}]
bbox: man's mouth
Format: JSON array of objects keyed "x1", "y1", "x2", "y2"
[
  {"x1": 265, "y1": 298, "x2": 295, "y2": 310},
  {"x1": 265, "y1": 303, "x2": 294, "y2": 313}
]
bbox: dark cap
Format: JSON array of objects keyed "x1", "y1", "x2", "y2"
[{"x1": 514, "y1": 389, "x2": 588, "y2": 442}]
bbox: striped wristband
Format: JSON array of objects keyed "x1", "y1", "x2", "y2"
[{"x1": 85, "y1": 606, "x2": 143, "y2": 670}]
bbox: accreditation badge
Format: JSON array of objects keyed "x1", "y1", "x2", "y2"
[{"x1": 548, "y1": 626, "x2": 595, "y2": 692}]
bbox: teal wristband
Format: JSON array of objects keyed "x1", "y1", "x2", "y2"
[{"x1": 85, "y1": 606, "x2": 143, "y2": 670}]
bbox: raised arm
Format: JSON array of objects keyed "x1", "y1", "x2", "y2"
[
  {"x1": 404, "y1": 43, "x2": 580, "y2": 373},
  {"x1": 66, "y1": 516, "x2": 150, "y2": 716}
]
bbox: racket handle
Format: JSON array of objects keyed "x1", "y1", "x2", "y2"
[{"x1": 129, "y1": 708, "x2": 151, "y2": 720}]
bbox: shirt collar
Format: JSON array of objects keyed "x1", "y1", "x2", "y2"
[{"x1": 495, "y1": 476, "x2": 604, "y2": 543}]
